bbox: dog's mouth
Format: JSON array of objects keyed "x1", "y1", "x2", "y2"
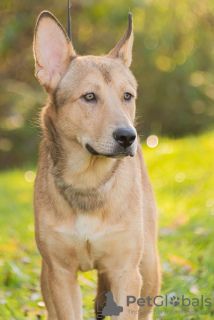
[
  {"x1": 85, "y1": 144, "x2": 99, "y2": 156},
  {"x1": 86, "y1": 143, "x2": 135, "y2": 158}
]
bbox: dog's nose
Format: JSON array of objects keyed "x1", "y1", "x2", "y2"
[{"x1": 113, "y1": 128, "x2": 136, "y2": 148}]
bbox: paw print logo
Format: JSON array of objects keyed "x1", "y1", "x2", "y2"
[{"x1": 170, "y1": 296, "x2": 180, "y2": 307}]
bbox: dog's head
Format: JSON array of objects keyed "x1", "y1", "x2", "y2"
[{"x1": 33, "y1": 11, "x2": 138, "y2": 159}]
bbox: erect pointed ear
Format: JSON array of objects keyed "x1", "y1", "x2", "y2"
[
  {"x1": 33, "y1": 11, "x2": 76, "y2": 92},
  {"x1": 107, "y1": 13, "x2": 133, "y2": 68}
]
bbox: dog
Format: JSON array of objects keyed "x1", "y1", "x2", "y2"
[{"x1": 33, "y1": 9, "x2": 160, "y2": 320}]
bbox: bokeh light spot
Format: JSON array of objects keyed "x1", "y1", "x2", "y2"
[
  {"x1": 173, "y1": 51, "x2": 187, "y2": 66},
  {"x1": 147, "y1": 135, "x2": 159, "y2": 148},
  {"x1": 206, "y1": 198, "x2": 214, "y2": 208},
  {"x1": 175, "y1": 172, "x2": 185, "y2": 183},
  {"x1": 155, "y1": 55, "x2": 175, "y2": 72},
  {"x1": 189, "y1": 72, "x2": 205, "y2": 87},
  {"x1": 204, "y1": 84, "x2": 214, "y2": 100},
  {"x1": 0, "y1": 138, "x2": 12, "y2": 151},
  {"x1": 189, "y1": 284, "x2": 199, "y2": 294},
  {"x1": 25, "y1": 171, "x2": 36, "y2": 183},
  {"x1": 38, "y1": 301, "x2": 45, "y2": 307},
  {"x1": 194, "y1": 227, "x2": 205, "y2": 235},
  {"x1": 144, "y1": 36, "x2": 158, "y2": 50},
  {"x1": 28, "y1": 223, "x2": 34, "y2": 232}
]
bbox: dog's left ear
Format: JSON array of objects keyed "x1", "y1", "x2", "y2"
[
  {"x1": 107, "y1": 13, "x2": 133, "y2": 68},
  {"x1": 33, "y1": 11, "x2": 76, "y2": 92}
]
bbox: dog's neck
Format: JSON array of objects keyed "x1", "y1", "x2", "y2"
[
  {"x1": 56, "y1": 137, "x2": 118, "y2": 186},
  {"x1": 46, "y1": 135, "x2": 120, "y2": 212}
]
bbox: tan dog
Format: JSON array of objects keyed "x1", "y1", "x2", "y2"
[{"x1": 33, "y1": 10, "x2": 160, "y2": 320}]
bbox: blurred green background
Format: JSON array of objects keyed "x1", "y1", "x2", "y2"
[
  {"x1": 1, "y1": 0, "x2": 214, "y2": 169},
  {"x1": 1, "y1": 0, "x2": 214, "y2": 319}
]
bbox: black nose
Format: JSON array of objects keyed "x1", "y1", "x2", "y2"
[{"x1": 113, "y1": 128, "x2": 136, "y2": 148}]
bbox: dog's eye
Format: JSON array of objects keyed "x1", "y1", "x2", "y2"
[
  {"x1": 82, "y1": 93, "x2": 96, "y2": 102},
  {"x1": 124, "y1": 93, "x2": 132, "y2": 101}
]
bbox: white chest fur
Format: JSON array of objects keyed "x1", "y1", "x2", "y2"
[{"x1": 54, "y1": 213, "x2": 126, "y2": 272}]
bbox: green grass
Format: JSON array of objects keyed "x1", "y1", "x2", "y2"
[{"x1": 0, "y1": 131, "x2": 214, "y2": 319}]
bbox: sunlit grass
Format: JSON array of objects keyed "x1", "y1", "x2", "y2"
[
  {"x1": 145, "y1": 131, "x2": 214, "y2": 319},
  {"x1": 0, "y1": 131, "x2": 214, "y2": 319}
]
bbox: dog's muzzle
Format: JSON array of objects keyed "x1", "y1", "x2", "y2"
[{"x1": 86, "y1": 127, "x2": 137, "y2": 158}]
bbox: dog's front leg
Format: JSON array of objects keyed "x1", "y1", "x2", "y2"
[
  {"x1": 41, "y1": 260, "x2": 58, "y2": 320},
  {"x1": 47, "y1": 265, "x2": 82, "y2": 320},
  {"x1": 110, "y1": 267, "x2": 142, "y2": 320}
]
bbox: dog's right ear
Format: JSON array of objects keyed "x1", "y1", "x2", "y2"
[
  {"x1": 33, "y1": 11, "x2": 76, "y2": 92},
  {"x1": 107, "y1": 13, "x2": 133, "y2": 68}
]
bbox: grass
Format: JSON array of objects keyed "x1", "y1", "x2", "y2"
[{"x1": 0, "y1": 131, "x2": 214, "y2": 319}]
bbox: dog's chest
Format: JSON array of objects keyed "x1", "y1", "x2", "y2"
[{"x1": 54, "y1": 214, "x2": 126, "y2": 272}]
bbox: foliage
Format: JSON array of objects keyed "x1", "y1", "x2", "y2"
[
  {"x1": 0, "y1": 132, "x2": 214, "y2": 319},
  {"x1": 1, "y1": 0, "x2": 214, "y2": 168}
]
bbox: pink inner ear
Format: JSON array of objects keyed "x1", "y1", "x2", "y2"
[
  {"x1": 36, "y1": 19, "x2": 68, "y2": 78},
  {"x1": 42, "y1": 35, "x2": 65, "y2": 75}
]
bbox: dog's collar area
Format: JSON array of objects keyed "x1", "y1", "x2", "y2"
[{"x1": 85, "y1": 143, "x2": 134, "y2": 158}]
